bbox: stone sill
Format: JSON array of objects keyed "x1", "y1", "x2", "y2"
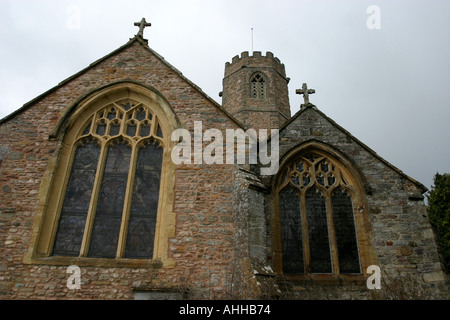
[
  {"x1": 278, "y1": 274, "x2": 367, "y2": 286},
  {"x1": 23, "y1": 254, "x2": 175, "y2": 269}
]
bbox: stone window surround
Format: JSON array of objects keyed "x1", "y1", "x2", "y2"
[
  {"x1": 24, "y1": 82, "x2": 179, "y2": 269},
  {"x1": 271, "y1": 141, "x2": 378, "y2": 284},
  {"x1": 250, "y1": 72, "x2": 267, "y2": 99}
]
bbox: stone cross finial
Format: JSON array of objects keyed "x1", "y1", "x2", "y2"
[
  {"x1": 296, "y1": 83, "x2": 315, "y2": 105},
  {"x1": 134, "y1": 18, "x2": 151, "y2": 38}
]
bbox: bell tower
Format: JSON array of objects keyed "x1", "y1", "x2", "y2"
[{"x1": 221, "y1": 51, "x2": 291, "y2": 130}]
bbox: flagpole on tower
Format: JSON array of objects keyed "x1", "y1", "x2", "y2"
[{"x1": 251, "y1": 28, "x2": 254, "y2": 54}]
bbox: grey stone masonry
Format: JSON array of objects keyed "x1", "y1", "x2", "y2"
[
  {"x1": 222, "y1": 51, "x2": 291, "y2": 130},
  {"x1": 266, "y1": 104, "x2": 448, "y2": 299}
]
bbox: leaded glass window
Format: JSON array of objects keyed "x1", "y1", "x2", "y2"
[
  {"x1": 124, "y1": 142, "x2": 163, "y2": 259},
  {"x1": 53, "y1": 138, "x2": 100, "y2": 256},
  {"x1": 331, "y1": 187, "x2": 361, "y2": 273},
  {"x1": 306, "y1": 187, "x2": 332, "y2": 273},
  {"x1": 88, "y1": 140, "x2": 132, "y2": 258},
  {"x1": 280, "y1": 185, "x2": 304, "y2": 274},
  {"x1": 52, "y1": 99, "x2": 165, "y2": 260},
  {"x1": 278, "y1": 151, "x2": 361, "y2": 275}
]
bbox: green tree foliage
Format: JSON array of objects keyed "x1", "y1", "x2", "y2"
[{"x1": 426, "y1": 173, "x2": 450, "y2": 272}]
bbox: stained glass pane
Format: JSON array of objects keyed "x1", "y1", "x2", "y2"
[
  {"x1": 109, "y1": 122, "x2": 120, "y2": 136},
  {"x1": 328, "y1": 174, "x2": 336, "y2": 187},
  {"x1": 136, "y1": 108, "x2": 146, "y2": 121},
  {"x1": 139, "y1": 124, "x2": 151, "y2": 137},
  {"x1": 317, "y1": 173, "x2": 325, "y2": 186},
  {"x1": 53, "y1": 141, "x2": 100, "y2": 256},
  {"x1": 332, "y1": 188, "x2": 361, "y2": 273},
  {"x1": 126, "y1": 123, "x2": 137, "y2": 137},
  {"x1": 305, "y1": 153, "x2": 318, "y2": 163},
  {"x1": 296, "y1": 161, "x2": 304, "y2": 172},
  {"x1": 96, "y1": 122, "x2": 106, "y2": 136},
  {"x1": 107, "y1": 109, "x2": 116, "y2": 120},
  {"x1": 302, "y1": 173, "x2": 311, "y2": 186},
  {"x1": 82, "y1": 122, "x2": 91, "y2": 136},
  {"x1": 124, "y1": 142, "x2": 163, "y2": 259},
  {"x1": 279, "y1": 186, "x2": 304, "y2": 274},
  {"x1": 291, "y1": 172, "x2": 300, "y2": 187},
  {"x1": 88, "y1": 141, "x2": 131, "y2": 258},
  {"x1": 156, "y1": 124, "x2": 163, "y2": 138},
  {"x1": 306, "y1": 187, "x2": 332, "y2": 273}
]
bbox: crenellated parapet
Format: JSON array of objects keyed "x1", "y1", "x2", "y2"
[
  {"x1": 222, "y1": 51, "x2": 291, "y2": 130},
  {"x1": 224, "y1": 51, "x2": 287, "y2": 80}
]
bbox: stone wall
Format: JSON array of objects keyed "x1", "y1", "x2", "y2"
[
  {"x1": 0, "y1": 37, "x2": 447, "y2": 300},
  {"x1": 230, "y1": 167, "x2": 279, "y2": 299},
  {"x1": 269, "y1": 105, "x2": 449, "y2": 299},
  {"x1": 222, "y1": 51, "x2": 291, "y2": 130},
  {"x1": 0, "y1": 38, "x2": 240, "y2": 299}
]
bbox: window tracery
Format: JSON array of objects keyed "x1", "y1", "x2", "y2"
[
  {"x1": 52, "y1": 99, "x2": 164, "y2": 260},
  {"x1": 278, "y1": 151, "x2": 361, "y2": 275},
  {"x1": 251, "y1": 73, "x2": 266, "y2": 99}
]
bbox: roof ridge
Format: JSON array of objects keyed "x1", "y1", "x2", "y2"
[
  {"x1": 278, "y1": 104, "x2": 427, "y2": 193},
  {"x1": 134, "y1": 39, "x2": 245, "y2": 129},
  {"x1": 0, "y1": 37, "x2": 139, "y2": 125},
  {"x1": 0, "y1": 36, "x2": 245, "y2": 130}
]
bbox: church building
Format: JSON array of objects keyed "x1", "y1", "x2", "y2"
[{"x1": 0, "y1": 19, "x2": 447, "y2": 299}]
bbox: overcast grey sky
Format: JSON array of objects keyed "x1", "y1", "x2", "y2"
[{"x1": 1, "y1": 0, "x2": 449, "y2": 193}]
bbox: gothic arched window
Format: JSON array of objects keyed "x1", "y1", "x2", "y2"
[
  {"x1": 52, "y1": 101, "x2": 165, "y2": 259},
  {"x1": 250, "y1": 73, "x2": 266, "y2": 99},
  {"x1": 277, "y1": 150, "x2": 366, "y2": 276},
  {"x1": 27, "y1": 83, "x2": 178, "y2": 268}
]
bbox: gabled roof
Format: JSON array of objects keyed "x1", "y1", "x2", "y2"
[
  {"x1": 279, "y1": 103, "x2": 428, "y2": 194},
  {"x1": 0, "y1": 36, "x2": 245, "y2": 129}
]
